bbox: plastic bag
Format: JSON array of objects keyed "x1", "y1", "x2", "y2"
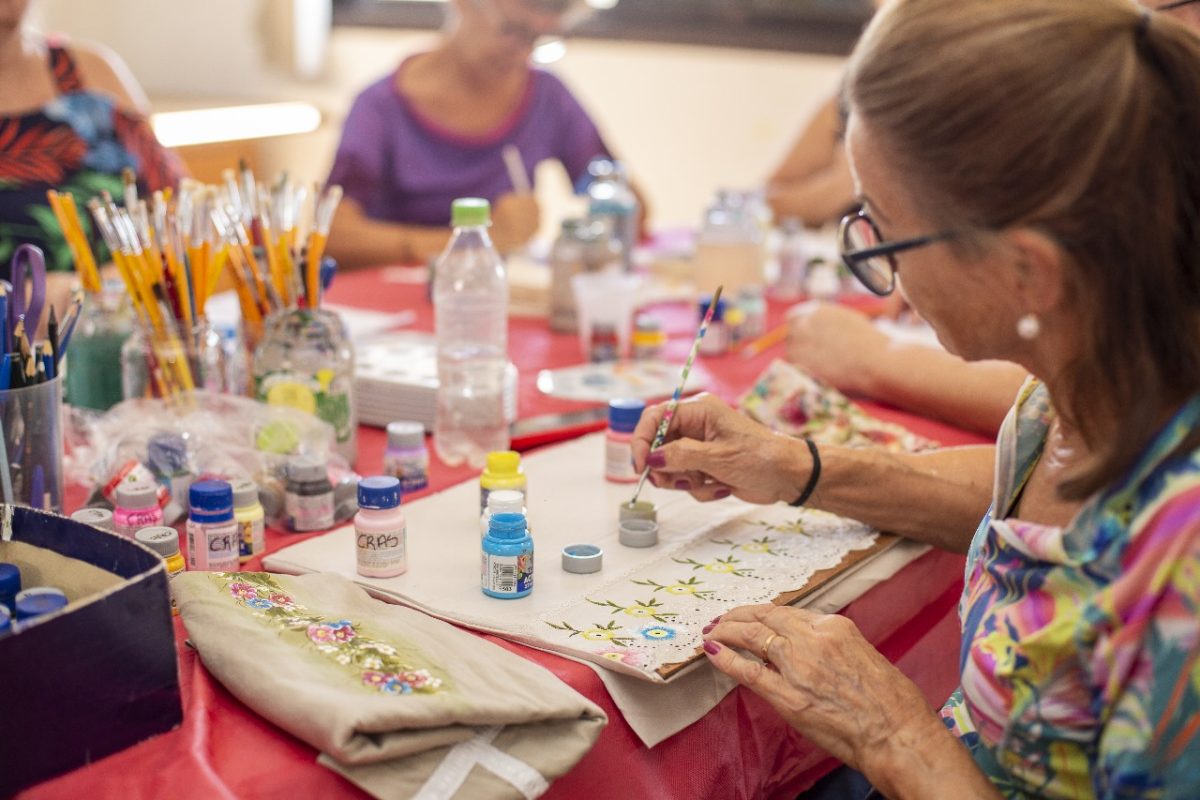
[{"x1": 67, "y1": 391, "x2": 360, "y2": 527}]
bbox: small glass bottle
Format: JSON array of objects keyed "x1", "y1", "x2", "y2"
[
  {"x1": 481, "y1": 512, "x2": 533, "y2": 599},
  {"x1": 355, "y1": 476, "x2": 407, "y2": 579},
  {"x1": 284, "y1": 455, "x2": 335, "y2": 532},
  {"x1": 14, "y1": 587, "x2": 68, "y2": 621},
  {"x1": 120, "y1": 317, "x2": 227, "y2": 400},
  {"x1": 383, "y1": 421, "x2": 429, "y2": 493},
  {"x1": 186, "y1": 480, "x2": 240, "y2": 571},
  {"x1": 605, "y1": 399, "x2": 645, "y2": 483},
  {"x1": 232, "y1": 480, "x2": 266, "y2": 563},
  {"x1": 479, "y1": 450, "x2": 527, "y2": 513},
  {"x1": 70, "y1": 507, "x2": 116, "y2": 533},
  {"x1": 0, "y1": 562, "x2": 21, "y2": 614},
  {"x1": 254, "y1": 309, "x2": 357, "y2": 463},
  {"x1": 738, "y1": 285, "x2": 767, "y2": 341},
  {"x1": 698, "y1": 294, "x2": 730, "y2": 356},
  {"x1": 64, "y1": 279, "x2": 132, "y2": 412},
  {"x1": 113, "y1": 480, "x2": 165, "y2": 538},
  {"x1": 480, "y1": 488, "x2": 526, "y2": 539},
  {"x1": 631, "y1": 315, "x2": 666, "y2": 361},
  {"x1": 589, "y1": 322, "x2": 619, "y2": 363},
  {"x1": 773, "y1": 218, "x2": 807, "y2": 300}
]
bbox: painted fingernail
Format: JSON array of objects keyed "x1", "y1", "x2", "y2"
[
  {"x1": 710, "y1": 616, "x2": 722, "y2": 624},
  {"x1": 703, "y1": 640, "x2": 721, "y2": 655},
  {"x1": 701, "y1": 623, "x2": 714, "y2": 634},
  {"x1": 647, "y1": 451, "x2": 667, "y2": 469},
  {"x1": 675, "y1": 479, "x2": 691, "y2": 490},
  {"x1": 714, "y1": 488, "x2": 732, "y2": 499}
]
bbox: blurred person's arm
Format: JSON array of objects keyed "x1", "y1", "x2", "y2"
[
  {"x1": 766, "y1": 95, "x2": 856, "y2": 228},
  {"x1": 788, "y1": 303, "x2": 1027, "y2": 436}
]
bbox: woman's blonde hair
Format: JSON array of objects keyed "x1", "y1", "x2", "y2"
[{"x1": 845, "y1": 0, "x2": 1200, "y2": 498}]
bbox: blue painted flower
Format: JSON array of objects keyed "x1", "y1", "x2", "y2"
[
  {"x1": 246, "y1": 598, "x2": 274, "y2": 609},
  {"x1": 639, "y1": 624, "x2": 676, "y2": 641}
]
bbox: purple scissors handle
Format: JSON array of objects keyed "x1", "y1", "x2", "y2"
[{"x1": 10, "y1": 243, "x2": 47, "y2": 338}]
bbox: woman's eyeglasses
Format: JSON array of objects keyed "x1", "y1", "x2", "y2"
[{"x1": 837, "y1": 209, "x2": 954, "y2": 297}]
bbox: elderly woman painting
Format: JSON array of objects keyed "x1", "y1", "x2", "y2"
[{"x1": 633, "y1": 0, "x2": 1200, "y2": 796}]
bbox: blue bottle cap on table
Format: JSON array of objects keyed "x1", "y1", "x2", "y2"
[
  {"x1": 0, "y1": 562, "x2": 20, "y2": 600},
  {"x1": 487, "y1": 512, "x2": 528, "y2": 539},
  {"x1": 15, "y1": 586, "x2": 68, "y2": 620},
  {"x1": 190, "y1": 480, "x2": 234, "y2": 519},
  {"x1": 0, "y1": 605, "x2": 11, "y2": 636},
  {"x1": 608, "y1": 399, "x2": 645, "y2": 433},
  {"x1": 358, "y1": 476, "x2": 401, "y2": 510}
]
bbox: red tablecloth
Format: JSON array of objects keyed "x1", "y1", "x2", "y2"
[{"x1": 21, "y1": 270, "x2": 988, "y2": 800}]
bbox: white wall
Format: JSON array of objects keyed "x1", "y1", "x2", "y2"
[{"x1": 31, "y1": 0, "x2": 845, "y2": 229}]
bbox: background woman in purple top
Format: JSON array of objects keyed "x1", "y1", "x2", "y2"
[{"x1": 326, "y1": 0, "x2": 617, "y2": 268}]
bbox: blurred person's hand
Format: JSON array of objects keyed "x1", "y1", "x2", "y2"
[
  {"x1": 786, "y1": 302, "x2": 890, "y2": 396},
  {"x1": 490, "y1": 192, "x2": 540, "y2": 253}
]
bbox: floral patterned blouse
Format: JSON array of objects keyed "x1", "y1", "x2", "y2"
[
  {"x1": 942, "y1": 379, "x2": 1200, "y2": 798},
  {"x1": 0, "y1": 41, "x2": 185, "y2": 278}
]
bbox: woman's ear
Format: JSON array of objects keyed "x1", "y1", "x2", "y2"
[{"x1": 1005, "y1": 228, "x2": 1068, "y2": 316}]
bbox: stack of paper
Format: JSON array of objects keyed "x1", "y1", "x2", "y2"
[{"x1": 353, "y1": 332, "x2": 439, "y2": 429}]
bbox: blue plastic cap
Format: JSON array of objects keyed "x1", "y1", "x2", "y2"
[
  {"x1": 0, "y1": 605, "x2": 11, "y2": 634},
  {"x1": 358, "y1": 476, "x2": 401, "y2": 510},
  {"x1": 488, "y1": 512, "x2": 528, "y2": 539},
  {"x1": 608, "y1": 399, "x2": 646, "y2": 433},
  {"x1": 698, "y1": 295, "x2": 727, "y2": 320},
  {"x1": 190, "y1": 480, "x2": 234, "y2": 514},
  {"x1": 15, "y1": 587, "x2": 68, "y2": 620},
  {"x1": 0, "y1": 562, "x2": 20, "y2": 598}
]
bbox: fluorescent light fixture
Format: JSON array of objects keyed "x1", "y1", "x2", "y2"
[{"x1": 151, "y1": 102, "x2": 322, "y2": 148}]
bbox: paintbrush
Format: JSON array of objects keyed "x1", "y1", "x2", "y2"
[{"x1": 629, "y1": 285, "x2": 724, "y2": 506}]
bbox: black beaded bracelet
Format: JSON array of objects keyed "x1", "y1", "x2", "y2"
[{"x1": 790, "y1": 438, "x2": 821, "y2": 507}]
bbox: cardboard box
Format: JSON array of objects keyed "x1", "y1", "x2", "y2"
[{"x1": 0, "y1": 505, "x2": 182, "y2": 794}]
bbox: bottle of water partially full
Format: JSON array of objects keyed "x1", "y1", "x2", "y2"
[{"x1": 433, "y1": 198, "x2": 510, "y2": 468}]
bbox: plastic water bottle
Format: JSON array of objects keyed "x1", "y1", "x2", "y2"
[
  {"x1": 434, "y1": 198, "x2": 511, "y2": 468},
  {"x1": 585, "y1": 158, "x2": 639, "y2": 272}
]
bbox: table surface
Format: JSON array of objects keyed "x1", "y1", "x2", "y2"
[{"x1": 20, "y1": 269, "x2": 990, "y2": 800}]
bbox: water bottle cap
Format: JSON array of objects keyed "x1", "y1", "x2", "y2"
[
  {"x1": 358, "y1": 476, "x2": 402, "y2": 509},
  {"x1": 484, "y1": 450, "x2": 522, "y2": 477},
  {"x1": 487, "y1": 511, "x2": 528, "y2": 539},
  {"x1": 190, "y1": 480, "x2": 234, "y2": 515},
  {"x1": 231, "y1": 480, "x2": 260, "y2": 508},
  {"x1": 116, "y1": 480, "x2": 160, "y2": 510},
  {"x1": 135, "y1": 526, "x2": 181, "y2": 558},
  {"x1": 70, "y1": 507, "x2": 115, "y2": 531},
  {"x1": 451, "y1": 197, "x2": 491, "y2": 227},
  {"x1": 287, "y1": 456, "x2": 327, "y2": 483},
  {"x1": 15, "y1": 587, "x2": 68, "y2": 620},
  {"x1": 386, "y1": 421, "x2": 425, "y2": 449},
  {"x1": 486, "y1": 489, "x2": 525, "y2": 515},
  {"x1": 0, "y1": 562, "x2": 21, "y2": 597},
  {"x1": 608, "y1": 399, "x2": 645, "y2": 433}
]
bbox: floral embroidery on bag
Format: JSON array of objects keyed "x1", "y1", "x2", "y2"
[
  {"x1": 217, "y1": 573, "x2": 445, "y2": 696},
  {"x1": 586, "y1": 596, "x2": 678, "y2": 622}
]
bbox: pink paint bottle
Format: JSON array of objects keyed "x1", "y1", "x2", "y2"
[
  {"x1": 113, "y1": 480, "x2": 165, "y2": 538},
  {"x1": 605, "y1": 399, "x2": 646, "y2": 483},
  {"x1": 355, "y1": 476, "x2": 407, "y2": 579}
]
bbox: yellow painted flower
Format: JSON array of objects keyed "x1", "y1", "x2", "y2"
[
  {"x1": 316, "y1": 368, "x2": 335, "y2": 391},
  {"x1": 582, "y1": 628, "x2": 617, "y2": 641},
  {"x1": 665, "y1": 584, "x2": 699, "y2": 595},
  {"x1": 266, "y1": 381, "x2": 317, "y2": 414},
  {"x1": 705, "y1": 561, "x2": 736, "y2": 574},
  {"x1": 623, "y1": 604, "x2": 658, "y2": 617},
  {"x1": 741, "y1": 542, "x2": 772, "y2": 554}
]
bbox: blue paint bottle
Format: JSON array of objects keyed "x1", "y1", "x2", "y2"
[{"x1": 481, "y1": 512, "x2": 533, "y2": 599}]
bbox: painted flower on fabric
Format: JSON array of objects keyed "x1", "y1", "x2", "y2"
[
  {"x1": 582, "y1": 627, "x2": 621, "y2": 642},
  {"x1": 367, "y1": 643, "x2": 398, "y2": 656},
  {"x1": 639, "y1": 625, "x2": 676, "y2": 641},
  {"x1": 246, "y1": 598, "x2": 274, "y2": 610},
  {"x1": 268, "y1": 592, "x2": 296, "y2": 608},
  {"x1": 335, "y1": 653, "x2": 351, "y2": 665},
  {"x1": 307, "y1": 620, "x2": 357, "y2": 645},
  {"x1": 362, "y1": 670, "x2": 389, "y2": 689},
  {"x1": 229, "y1": 582, "x2": 259, "y2": 601},
  {"x1": 597, "y1": 646, "x2": 642, "y2": 666},
  {"x1": 362, "y1": 656, "x2": 384, "y2": 670}
]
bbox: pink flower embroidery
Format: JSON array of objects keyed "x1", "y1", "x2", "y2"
[
  {"x1": 362, "y1": 670, "x2": 389, "y2": 688},
  {"x1": 229, "y1": 582, "x2": 258, "y2": 601},
  {"x1": 268, "y1": 592, "x2": 296, "y2": 608},
  {"x1": 597, "y1": 646, "x2": 641, "y2": 666},
  {"x1": 307, "y1": 620, "x2": 356, "y2": 645}
]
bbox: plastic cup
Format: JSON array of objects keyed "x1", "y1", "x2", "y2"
[
  {"x1": 570, "y1": 271, "x2": 641, "y2": 361},
  {"x1": 0, "y1": 376, "x2": 64, "y2": 513}
]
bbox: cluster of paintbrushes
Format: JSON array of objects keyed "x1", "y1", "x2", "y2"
[{"x1": 46, "y1": 164, "x2": 343, "y2": 398}]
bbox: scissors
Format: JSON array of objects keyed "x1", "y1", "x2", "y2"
[{"x1": 9, "y1": 243, "x2": 46, "y2": 341}]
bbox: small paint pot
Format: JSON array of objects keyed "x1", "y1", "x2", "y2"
[
  {"x1": 619, "y1": 518, "x2": 659, "y2": 548},
  {"x1": 619, "y1": 500, "x2": 657, "y2": 524},
  {"x1": 562, "y1": 544, "x2": 603, "y2": 573}
]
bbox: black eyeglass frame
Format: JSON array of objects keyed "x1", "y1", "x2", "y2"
[{"x1": 837, "y1": 209, "x2": 955, "y2": 297}]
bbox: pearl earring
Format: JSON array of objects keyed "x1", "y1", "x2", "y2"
[{"x1": 1017, "y1": 313, "x2": 1040, "y2": 340}]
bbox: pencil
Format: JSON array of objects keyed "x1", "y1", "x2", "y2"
[{"x1": 739, "y1": 321, "x2": 789, "y2": 359}]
